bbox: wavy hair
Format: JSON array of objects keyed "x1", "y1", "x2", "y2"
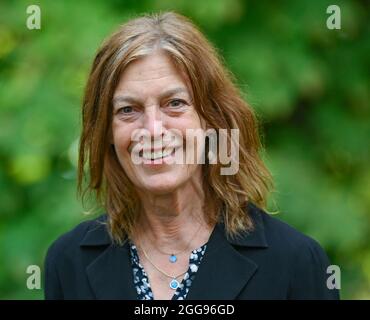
[{"x1": 78, "y1": 12, "x2": 274, "y2": 244}]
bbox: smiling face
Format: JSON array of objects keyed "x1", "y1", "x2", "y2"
[{"x1": 112, "y1": 51, "x2": 205, "y2": 195}]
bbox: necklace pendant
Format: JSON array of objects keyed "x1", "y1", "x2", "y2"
[
  {"x1": 169, "y1": 254, "x2": 177, "y2": 263},
  {"x1": 169, "y1": 279, "x2": 180, "y2": 290}
]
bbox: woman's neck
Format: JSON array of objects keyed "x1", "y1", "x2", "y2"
[{"x1": 133, "y1": 178, "x2": 214, "y2": 252}]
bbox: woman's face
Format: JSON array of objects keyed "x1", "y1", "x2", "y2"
[{"x1": 112, "y1": 51, "x2": 205, "y2": 194}]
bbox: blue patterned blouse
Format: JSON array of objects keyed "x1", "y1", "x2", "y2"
[{"x1": 128, "y1": 241, "x2": 207, "y2": 300}]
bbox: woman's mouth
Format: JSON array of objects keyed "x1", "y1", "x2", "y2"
[
  {"x1": 137, "y1": 146, "x2": 183, "y2": 166},
  {"x1": 141, "y1": 148, "x2": 175, "y2": 161}
]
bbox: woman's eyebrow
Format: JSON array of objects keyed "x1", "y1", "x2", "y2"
[
  {"x1": 112, "y1": 95, "x2": 138, "y2": 107},
  {"x1": 159, "y1": 87, "x2": 189, "y2": 100},
  {"x1": 112, "y1": 87, "x2": 190, "y2": 107}
]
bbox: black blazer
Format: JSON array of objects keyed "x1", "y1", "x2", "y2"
[{"x1": 44, "y1": 203, "x2": 340, "y2": 300}]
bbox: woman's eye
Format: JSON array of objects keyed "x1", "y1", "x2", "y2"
[
  {"x1": 119, "y1": 106, "x2": 133, "y2": 114},
  {"x1": 168, "y1": 99, "x2": 186, "y2": 108}
]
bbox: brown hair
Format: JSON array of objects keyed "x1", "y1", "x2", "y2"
[{"x1": 78, "y1": 11, "x2": 274, "y2": 244}]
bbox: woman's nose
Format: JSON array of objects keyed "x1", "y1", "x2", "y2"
[{"x1": 142, "y1": 105, "x2": 165, "y2": 140}]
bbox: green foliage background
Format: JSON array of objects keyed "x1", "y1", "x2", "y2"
[{"x1": 0, "y1": 0, "x2": 369, "y2": 299}]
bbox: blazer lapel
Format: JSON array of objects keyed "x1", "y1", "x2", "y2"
[
  {"x1": 80, "y1": 218, "x2": 137, "y2": 300},
  {"x1": 85, "y1": 243, "x2": 137, "y2": 299},
  {"x1": 186, "y1": 223, "x2": 258, "y2": 300},
  {"x1": 187, "y1": 203, "x2": 268, "y2": 300}
]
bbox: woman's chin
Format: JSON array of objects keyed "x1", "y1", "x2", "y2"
[
  {"x1": 138, "y1": 175, "x2": 186, "y2": 195},
  {"x1": 141, "y1": 185, "x2": 177, "y2": 195}
]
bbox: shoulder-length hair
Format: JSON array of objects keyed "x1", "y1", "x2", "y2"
[{"x1": 78, "y1": 11, "x2": 274, "y2": 245}]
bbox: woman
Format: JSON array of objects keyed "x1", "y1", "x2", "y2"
[{"x1": 44, "y1": 12, "x2": 339, "y2": 300}]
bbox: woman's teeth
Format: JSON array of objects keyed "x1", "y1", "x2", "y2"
[{"x1": 142, "y1": 148, "x2": 174, "y2": 160}]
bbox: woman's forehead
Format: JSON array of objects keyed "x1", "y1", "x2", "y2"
[
  {"x1": 114, "y1": 52, "x2": 192, "y2": 99},
  {"x1": 120, "y1": 52, "x2": 180, "y2": 81}
]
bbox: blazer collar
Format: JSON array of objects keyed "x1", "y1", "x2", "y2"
[
  {"x1": 80, "y1": 202, "x2": 268, "y2": 299},
  {"x1": 223, "y1": 202, "x2": 268, "y2": 248}
]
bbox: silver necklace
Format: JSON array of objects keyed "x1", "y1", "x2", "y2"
[
  {"x1": 144, "y1": 221, "x2": 203, "y2": 264},
  {"x1": 140, "y1": 244, "x2": 188, "y2": 290}
]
